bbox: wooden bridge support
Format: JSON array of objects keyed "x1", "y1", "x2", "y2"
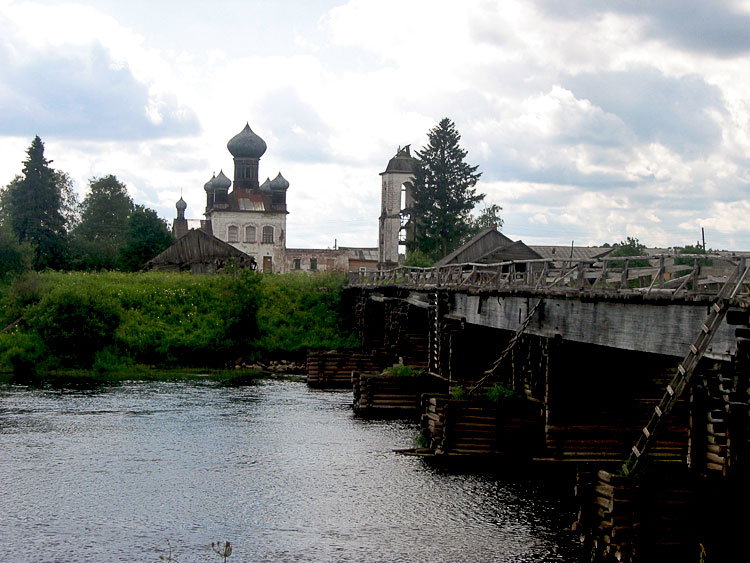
[
  {"x1": 306, "y1": 350, "x2": 392, "y2": 388},
  {"x1": 420, "y1": 394, "x2": 542, "y2": 457},
  {"x1": 345, "y1": 280, "x2": 750, "y2": 562},
  {"x1": 352, "y1": 371, "x2": 447, "y2": 418}
]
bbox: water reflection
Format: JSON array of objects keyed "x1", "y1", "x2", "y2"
[{"x1": 0, "y1": 380, "x2": 582, "y2": 562}]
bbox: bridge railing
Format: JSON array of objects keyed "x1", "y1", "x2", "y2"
[{"x1": 348, "y1": 254, "x2": 750, "y2": 297}]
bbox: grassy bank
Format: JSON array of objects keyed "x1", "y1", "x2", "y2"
[
  {"x1": 0, "y1": 270, "x2": 358, "y2": 379},
  {"x1": 0, "y1": 366, "x2": 270, "y2": 387}
]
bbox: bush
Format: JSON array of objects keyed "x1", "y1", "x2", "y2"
[
  {"x1": 0, "y1": 270, "x2": 355, "y2": 374},
  {"x1": 486, "y1": 383, "x2": 522, "y2": 403},
  {"x1": 256, "y1": 272, "x2": 359, "y2": 355},
  {"x1": 383, "y1": 363, "x2": 425, "y2": 377},
  {"x1": 26, "y1": 286, "x2": 122, "y2": 368},
  {"x1": 1, "y1": 331, "x2": 45, "y2": 381},
  {"x1": 674, "y1": 245, "x2": 713, "y2": 267},
  {"x1": 451, "y1": 386, "x2": 465, "y2": 400},
  {"x1": 0, "y1": 271, "x2": 45, "y2": 327}
]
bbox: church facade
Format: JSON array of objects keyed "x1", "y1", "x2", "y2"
[{"x1": 171, "y1": 123, "x2": 378, "y2": 273}]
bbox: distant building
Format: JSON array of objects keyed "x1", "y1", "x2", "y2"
[{"x1": 170, "y1": 123, "x2": 377, "y2": 273}]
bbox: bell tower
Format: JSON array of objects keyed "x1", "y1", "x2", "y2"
[{"x1": 378, "y1": 145, "x2": 417, "y2": 268}]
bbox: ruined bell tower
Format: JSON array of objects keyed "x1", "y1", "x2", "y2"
[{"x1": 378, "y1": 146, "x2": 418, "y2": 268}]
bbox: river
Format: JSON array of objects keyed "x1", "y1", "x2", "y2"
[{"x1": 0, "y1": 379, "x2": 583, "y2": 562}]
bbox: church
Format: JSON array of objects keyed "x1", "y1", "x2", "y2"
[{"x1": 160, "y1": 123, "x2": 378, "y2": 273}]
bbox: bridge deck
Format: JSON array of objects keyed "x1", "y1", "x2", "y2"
[{"x1": 349, "y1": 254, "x2": 750, "y2": 361}]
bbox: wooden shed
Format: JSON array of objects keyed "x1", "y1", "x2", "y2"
[
  {"x1": 145, "y1": 228, "x2": 255, "y2": 273},
  {"x1": 434, "y1": 228, "x2": 514, "y2": 266},
  {"x1": 478, "y1": 240, "x2": 543, "y2": 263}
]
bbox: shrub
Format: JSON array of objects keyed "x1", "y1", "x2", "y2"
[
  {"x1": 26, "y1": 286, "x2": 122, "y2": 368},
  {"x1": 451, "y1": 386, "x2": 465, "y2": 400},
  {"x1": 486, "y1": 383, "x2": 522, "y2": 403},
  {"x1": 1, "y1": 331, "x2": 45, "y2": 381},
  {"x1": 0, "y1": 271, "x2": 45, "y2": 327},
  {"x1": 0, "y1": 269, "x2": 355, "y2": 373},
  {"x1": 383, "y1": 363, "x2": 425, "y2": 377},
  {"x1": 256, "y1": 272, "x2": 359, "y2": 355},
  {"x1": 674, "y1": 245, "x2": 713, "y2": 267}
]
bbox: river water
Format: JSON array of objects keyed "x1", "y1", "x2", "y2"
[{"x1": 0, "y1": 380, "x2": 582, "y2": 562}]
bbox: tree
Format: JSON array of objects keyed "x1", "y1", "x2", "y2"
[
  {"x1": 607, "y1": 237, "x2": 649, "y2": 267},
  {"x1": 56, "y1": 170, "x2": 81, "y2": 233},
  {"x1": 72, "y1": 175, "x2": 133, "y2": 270},
  {"x1": 0, "y1": 224, "x2": 33, "y2": 280},
  {"x1": 119, "y1": 205, "x2": 174, "y2": 271},
  {"x1": 405, "y1": 118, "x2": 484, "y2": 260},
  {"x1": 2, "y1": 137, "x2": 72, "y2": 270},
  {"x1": 675, "y1": 244, "x2": 712, "y2": 267},
  {"x1": 461, "y1": 203, "x2": 504, "y2": 245}
]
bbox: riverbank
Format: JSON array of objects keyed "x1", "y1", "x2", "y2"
[
  {"x1": 0, "y1": 270, "x2": 358, "y2": 377},
  {"x1": 0, "y1": 360, "x2": 309, "y2": 388}
]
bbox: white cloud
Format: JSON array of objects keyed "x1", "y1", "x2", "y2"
[{"x1": 0, "y1": 0, "x2": 749, "y2": 253}]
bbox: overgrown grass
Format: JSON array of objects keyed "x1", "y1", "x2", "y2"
[
  {"x1": 486, "y1": 383, "x2": 523, "y2": 403},
  {"x1": 383, "y1": 363, "x2": 425, "y2": 377},
  {"x1": 255, "y1": 272, "x2": 359, "y2": 356},
  {"x1": 0, "y1": 270, "x2": 358, "y2": 379}
]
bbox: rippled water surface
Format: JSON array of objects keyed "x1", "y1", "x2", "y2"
[{"x1": 0, "y1": 380, "x2": 582, "y2": 562}]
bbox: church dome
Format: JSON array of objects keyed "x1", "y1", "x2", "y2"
[
  {"x1": 260, "y1": 177, "x2": 272, "y2": 192},
  {"x1": 270, "y1": 172, "x2": 289, "y2": 191},
  {"x1": 384, "y1": 145, "x2": 418, "y2": 174},
  {"x1": 176, "y1": 196, "x2": 187, "y2": 211},
  {"x1": 213, "y1": 170, "x2": 231, "y2": 191},
  {"x1": 227, "y1": 123, "x2": 267, "y2": 159},
  {"x1": 204, "y1": 174, "x2": 215, "y2": 192}
]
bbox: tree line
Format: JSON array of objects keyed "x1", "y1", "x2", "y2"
[{"x1": 0, "y1": 136, "x2": 173, "y2": 279}]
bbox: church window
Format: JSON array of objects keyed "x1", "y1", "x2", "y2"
[
  {"x1": 245, "y1": 225, "x2": 256, "y2": 243},
  {"x1": 293, "y1": 258, "x2": 301, "y2": 270},
  {"x1": 310, "y1": 257, "x2": 318, "y2": 271},
  {"x1": 227, "y1": 225, "x2": 239, "y2": 242},
  {"x1": 262, "y1": 226, "x2": 274, "y2": 243}
]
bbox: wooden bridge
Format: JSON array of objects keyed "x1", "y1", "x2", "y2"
[{"x1": 334, "y1": 253, "x2": 750, "y2": 562}]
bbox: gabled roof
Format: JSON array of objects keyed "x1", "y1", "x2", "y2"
[
  {"x1": 145, "y1": 228, "x2": 251, "y2": 268},
  {"x1": 434, "y1": 228, "x2": 514, "y2": 266},
  {"x1": 478, "y1": 240, "x2": 542, "y2": 263}
]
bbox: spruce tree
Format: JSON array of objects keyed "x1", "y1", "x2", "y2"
[
  {"x1": 406, "y1": 118, "x2": 484, "y2": 260},
  {"x1": 4, "y1": 137, "x2": 70, "y2": 269}
]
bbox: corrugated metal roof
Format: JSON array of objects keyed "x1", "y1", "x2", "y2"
[
  {"x1": 529, "y1": 246, "x2": 613, "y2": 261},
  {"x1": 340, "y1": 247, "x2": 379, "y2": 261}
]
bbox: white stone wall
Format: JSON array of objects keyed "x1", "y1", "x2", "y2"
[
  {"x1": 379, "y1": 171, "x2": 413, "y2": 265},
  {"x1": 209, "y1": 210, "x2": 288, "y2": 273}
]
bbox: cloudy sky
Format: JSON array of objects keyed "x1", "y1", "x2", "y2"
[{"x1": 1, "y1": 0, "x2": 750, "y2": 251}]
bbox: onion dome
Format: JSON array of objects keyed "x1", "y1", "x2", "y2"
[
  {"x1": 204, "y1": 174, "x2": 216, "y2": 192},
  {"x1": 227, "y1": 123, "x2": 267, "y2": 159},
  {"x1": 213, "y1": 169, "x2": 231, "y2": 191},
  {"x1": 260, "y1": 177, "x2": 272, "y2": 192},
  {"x1": 270, "y1": 172, "x2": 289, "y2": 191},
  {"x1": 176, "y1": 196, "x2": 187, "y2": 211}
]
